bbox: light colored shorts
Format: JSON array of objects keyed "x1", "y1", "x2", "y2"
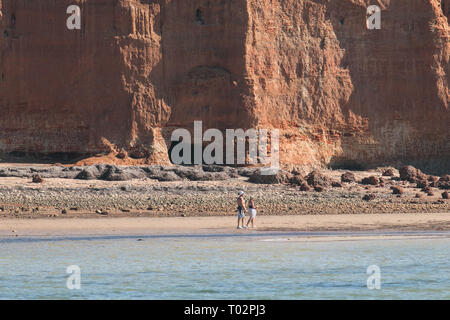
[
  {"x1": 237, "y1": 208, "x2": 245, "y2": 219},
  {"x1": 249, "y1": 208, "x2": 256, "y2": 218}
]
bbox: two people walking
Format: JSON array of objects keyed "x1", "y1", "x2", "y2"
[{"x1": 237, "y1": 191, "x2": 256, "y2": 229}]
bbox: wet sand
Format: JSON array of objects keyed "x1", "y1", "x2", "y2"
[{"x1": 1, "y1": 212, "x2": 450, "y2": 238}]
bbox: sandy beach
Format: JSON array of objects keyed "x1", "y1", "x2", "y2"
[{"x1": 2, "y1": 213, "x2": 450, "y2": 238}]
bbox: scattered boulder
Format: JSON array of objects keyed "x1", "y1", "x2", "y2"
[
  {"x1": 427, "y1": 175, "x2": 440, "y2": 187},
  {"x1": 172, "y1": 167, "x2": 204, "y2": 181},
  {"x1": 415, "y1": 193, "x2": 422, "y2": 198},
  {"x1": 363, "y1": 194, "x2": 376, "y2": 201},
  {"x1": 155, "y1": 171, "x2": 182, "y2": 182},
  {"x1": 100, "y1": 166, "x2": 131, "y2": 181},
  {"x1": 291, "y1": 167, "x2": 308, "y2": 176},
  {"x1": 237, "y1": 167, "x2": 259, "y2": 177},
  {"x1": 331, "y1": 181, "x2": 342, "y2": 188},
  {"x1": 202, "y1": 165, "x2": 239, "y2": 178},
  {"x1": 341, "y1": 172, "x2": 356, "y2": 183},
  {"x1": 202, "y1": 164, "x2": 224, "y2": 172},
  {"x1": 289, "y1": 175, "x2": 306, "y2": 186},
  {"x1": 147, "y1": 168, "x2": 182, "y2": 181},
  {"x1": 382, "y1": 168, "x2": 395, "y2": 176},
  {"x1": 305, "y1": 171, "x2": 331, "y2": 188},
  {"x1": 152, "y1": 166, "x2": 231, "y2": 182},
  {"x1": 416, "y1": 180, "x2": 429, "y2": 189},
  {"x1": 31, "y1": 174, "x2": 44, "y2": 183},
  {"x1": 75, "y1": 166, "x2": 101, "y2": 180},
  {"x1": 249, "y1": 170, "x2": 293, "y2": 184},
  {"x1": 299, "y1": 182, "x2": 311, "y2": 191},
  {"x1": 399, "y1": 165, "x2": 427, "y2": 183},
  {"x1": 314, "y1": 186, "x2": 324, "y2": 192},
  {"x1": 227, "y1": 170, "x2": 240, "y2": 179},
  {"x1": 200, "y1": 171, "x2": 230, "y2": 181},
  {"x1": 437, "y1": 175, "x2": 450, "y2": 190},
  {"x1": 361, "y1": 176, "x2": 379, "y2": 186},
  {"x1": 442, "y1": 191, "x2": 449, "y2": 199},
  {"x1": 391, "y1": 186, "x2": 403, "y2": 195},
  {"x1": 399, "y1": 165, "x2": 417, "y2": 181}
]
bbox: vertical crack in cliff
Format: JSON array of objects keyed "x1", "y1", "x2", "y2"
[{"x1": 195, "y1": 8, "x2": 205, "y2": 25}]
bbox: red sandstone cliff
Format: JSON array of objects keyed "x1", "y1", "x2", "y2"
[{"x1": 0, "y1": 0, "x2": 449, "y2": 172}]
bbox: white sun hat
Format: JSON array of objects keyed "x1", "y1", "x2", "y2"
[{"x1": 238, "y1": 191, "x2": 244, "y2": 196}]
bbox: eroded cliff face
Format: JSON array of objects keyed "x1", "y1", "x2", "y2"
[
  {"x1": 0, "y1": 0, "x2": 168, "y2": 161},
  {"x1": 246, "y1": 0, "x2": 449, "y2": 171},
  {"x1": 0, "y1": 0, "x2": 449, "y2": 172}
]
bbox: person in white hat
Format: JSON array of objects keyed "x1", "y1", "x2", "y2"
[{"x1": 236, "y1": 191, "x2": 247, "y2": 229}]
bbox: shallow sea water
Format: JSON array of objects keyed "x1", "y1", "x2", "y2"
[{"x1": 0, "y1": 232, "x2": 449, "y2": 299}]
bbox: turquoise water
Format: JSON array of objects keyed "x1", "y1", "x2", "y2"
[{"x1": 1, "y1": 232, "x2": 450, "y2": 299}]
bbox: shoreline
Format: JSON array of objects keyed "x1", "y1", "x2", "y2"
[{"x1": 2, "y1": 213, "x2": 450, "y2": 238}]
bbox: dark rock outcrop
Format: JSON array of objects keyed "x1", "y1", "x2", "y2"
[
  {"x1": 362, "y1": 194, "x2": 376, "y2": 201},
  {"x1": 341, "y1": 172, "x2": 356, "y2": 183},
  {"x1": 305, "y1": 171, "x2": 331, "y2": 188},
  {"x1": 361, "y1": 176, "x2": 379, "y2": 186},
  {"x1": 391, "y1": 186, "x2": 404, "y2": 195},
  {"x1": 399, "y1": 166, "x2": 428, "y2": 183},
  {"x1": 249, "y1": 170, "x2": 293, "y2": 184}
]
